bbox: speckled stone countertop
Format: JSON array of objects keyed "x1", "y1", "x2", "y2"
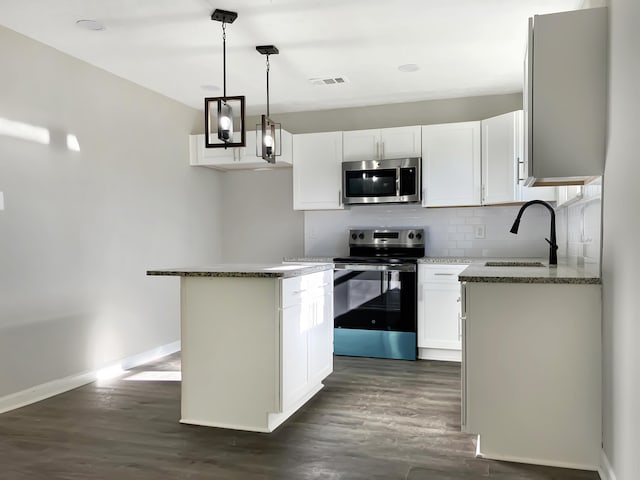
[
  {"x1": 283, "y1": 257, "x2": 335, "y2": 263},
  {"x1": 418, "y1": 257, "x2": 477, "y2": 264},
  {"x1": 456, "y1": 259, "x2": 601, "y2": 284},
  {"x1": 147, "y1": 263, "x2": 334, "y2": 279}
]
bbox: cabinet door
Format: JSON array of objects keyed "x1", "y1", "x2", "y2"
[
  {"x1": 190, "y1": 134, "x2": 238, "y2": 166},
  {"x1": 422, "y1": 122, "x2": 481, "y2": 207},
  {"x1": 342, "y1": 129, "x2": 380, "y2": 161},
  {"x1": 526, "y1": 8, "x2": 606, "y2": 183},
  {"x1": 293, "y1": 131, "x2": 344, "y2": 210},
  {"x1": 380, "y1": 126, "x2": 421, "y2": 159},
  {"x1": 281, "y1": 302, "x2": 309, "y2": 411},
  {"x1": 278, "y1": 129, "x2": 293, "y2": 166},
  {"x1": 481, "y1": 112, "x2": 518, "y2": 205},
  {"x1": 418, "y1": 283, "x2": 462, "y2": 350},
  {"x1": 308, "y1": 289, "x2": 334, "y2": 384}
]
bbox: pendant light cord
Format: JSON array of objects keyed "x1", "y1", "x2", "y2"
[
  {"x1": 266, "y1": 55, "x2": 270, "y2": 117},
  {"x1": 222, "y1": 22, "x2": 227, "y2": 98}
]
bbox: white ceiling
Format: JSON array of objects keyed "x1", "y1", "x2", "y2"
[{"x1": 0, "y1": 0, "x2": 583, "y2": 115}]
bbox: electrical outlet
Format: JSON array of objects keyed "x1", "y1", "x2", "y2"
[
  {"x1": 0, "y1": 192, "x2": 4, "y2": 211},
  {"x1": 474, "y1": 224, "x2": 485, "y2": 239}
]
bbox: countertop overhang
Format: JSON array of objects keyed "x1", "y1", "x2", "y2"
[{"x1": 146, "y1": 263, "x2": 334, "y2": 279}]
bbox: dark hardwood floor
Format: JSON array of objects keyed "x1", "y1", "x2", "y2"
[{"x1": 0, "y1": 354, "x2": 600, "y2": 479}]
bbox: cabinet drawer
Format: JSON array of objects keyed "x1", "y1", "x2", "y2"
[
  {"x1": 418, "y1": 264, "x2": 468, "y2": 283},
  {"x1": 281, "y1": 270, "x2": 332, "y2": 308}
]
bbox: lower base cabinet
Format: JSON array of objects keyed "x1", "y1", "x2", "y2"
[
  {"x1": 461, "y1": 281, "x2": 601, "y2": 469},
  {"x1": 417, "y1": 264, "x2": 468, "y2": 361}
]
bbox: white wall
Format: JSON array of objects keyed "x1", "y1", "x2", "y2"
[
  {"x1": 220, "y1": 169, "x2": 304, "y2": 262},
  {"x1": 305, "y1": 204, "x2": 552, "y2": 259},
  {"x1": 247, "y1": 93, "x2": 523, "y2": 134},
  {"x1": 0, "y1": 26, "x2": 222, "y2": 398},
  {"x1": 601, "y1": 0, "x2": 640, "y2": 478}
]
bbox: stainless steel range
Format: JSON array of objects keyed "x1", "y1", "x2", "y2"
[{"x1": 333, "y1": 228, "x2": 425, "y2": 360}]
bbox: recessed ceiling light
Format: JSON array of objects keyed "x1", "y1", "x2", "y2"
[
  {"x1": 398, "y1": 64, "x2": 419, "y2": 73},
  {"x1": 201, "y1": 84, "x2": 221, "y2": 92},
  {"x1": 76, "y1": 19, "x2": 105, "y2": 31}
]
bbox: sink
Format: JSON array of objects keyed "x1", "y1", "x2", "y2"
[{"x1": 484, "y1": 261, "x2": 545, "y2": 267}]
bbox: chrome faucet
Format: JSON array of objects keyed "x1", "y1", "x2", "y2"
[{"x1": 509, "y1": 200, "x2": 558, "y2": 267}]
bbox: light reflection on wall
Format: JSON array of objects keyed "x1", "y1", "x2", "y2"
[
  {"x1": 0, "y1": 116, "x2": 50, "y2": 145},
  {"x1": 0, "y1": 117, "x2": 81, "y2": 152}
]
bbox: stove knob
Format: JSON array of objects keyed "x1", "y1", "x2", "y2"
[
  {"x1": 408, "y1": 232, "x2": 415, "y2": 239},
  {"x1": 358, "y1": 233, "x2": 365, "y2": 239},
  {"x1": 351, "y1": 233, "x2": 357, "y2": 240},
  {"x1": 416, "y1": 233, "x2": 423, "y2": 240}
]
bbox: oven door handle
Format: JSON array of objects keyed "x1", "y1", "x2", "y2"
[{"x1": 333, "y1": 263, "x2": 416, "y2": 272}]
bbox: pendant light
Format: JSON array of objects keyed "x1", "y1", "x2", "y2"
[
  {"x1": 204, "y1": 9, "x2": 245, "y2": 149},
  {"x1": 256, "y1": 45, "x2": 281, "y2": 163}
]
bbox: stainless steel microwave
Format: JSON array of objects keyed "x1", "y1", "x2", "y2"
[{"x1": 342, "y1": 157, "x2": 421, "y2": 205}]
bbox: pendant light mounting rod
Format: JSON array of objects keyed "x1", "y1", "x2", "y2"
[{"x1": 257, "y1": 45, "x2": 279, "y2": 117}]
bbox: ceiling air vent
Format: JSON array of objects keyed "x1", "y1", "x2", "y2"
[{"x1": 308, "y1": 76, "x2": 349, "y2": 86}]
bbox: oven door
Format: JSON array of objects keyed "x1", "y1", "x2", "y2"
[{"x1": 333, "y1": 263, "x2": 417, "y2": 360}]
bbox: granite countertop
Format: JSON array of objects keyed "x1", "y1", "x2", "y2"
[
  {"x1": 456, "y1": 259, "x2": 601, "y2": 284},
  {"x1": 419, "y1": 257, "x2": 478, "y2": 264},
  {"x1": 146, "y1": 263, "x2": 334, "y2": 279},
  {"x1": 283, "y1": 257, "x2": 335, "y2": 263}
]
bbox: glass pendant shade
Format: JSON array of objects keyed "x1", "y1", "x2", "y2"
[
  {"x1": 257, "y1": 115, "x2": 281, "y2": 163},
  {"x1": 205, "y1": 95, "x2": 245, "y2": 148}
]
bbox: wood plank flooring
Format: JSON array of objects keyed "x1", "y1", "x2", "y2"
[{"x1": 0, "y1": 354, "x2": 600, "y2": 479}]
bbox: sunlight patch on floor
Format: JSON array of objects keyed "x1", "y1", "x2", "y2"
[{"x1": 124, "y1": 371, "x2": 181, "y2": 382}]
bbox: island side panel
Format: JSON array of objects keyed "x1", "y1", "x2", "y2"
[
  {"x1": 180, "y1": 276, "x2": 280, "y2": 432},
  {"x1": 464, "y1": 282, "x2": 601, "y2": 470}
]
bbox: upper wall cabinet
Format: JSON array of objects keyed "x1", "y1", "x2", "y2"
[
  {"x1": 293, "y1": 131, "x2": 344, "y2": 211},
  {"x1": 482, "y1": 111, "x2": 556, "y2": 204},
  {"x1": 523, "y1": 7, "x2": 607, "y2": 186},
  {"x1": 343, "y1": 126, "x2": 421, "y2": 162},
  {"x1": 189, "y1": 130, "x2": 293, "y2": 171},
  {"x1": 422, "y1": 122, "x2": 481, "y2": 207}
]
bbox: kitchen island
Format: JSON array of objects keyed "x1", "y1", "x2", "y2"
[
  {"x1": 147, "y1": 263, "x2": 334, "y2": 433},
  {"x1": 458, "y1": 260, "x2": 601, "y2": 470}
]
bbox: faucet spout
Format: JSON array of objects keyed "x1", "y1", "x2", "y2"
[{"x1": 510, "y1": 200, "x2": 558, "y2": 266}]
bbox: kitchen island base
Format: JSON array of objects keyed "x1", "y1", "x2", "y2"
[{"x1": 151, "y1": 266, "x2": 334, "y2": 433}]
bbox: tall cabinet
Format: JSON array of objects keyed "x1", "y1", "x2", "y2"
[
  {"x1": 481, "y1": 111, "x2": 555, "y2": 204},
  {"x1": 293, "y1": 131, "x2": 344, "y2": 210},
  {"x1": 421, "y1": 122, "x2": 481, "y2": 207},
  {"x1": 523, "y1": 7, "x2": 607, "y2": 185}
]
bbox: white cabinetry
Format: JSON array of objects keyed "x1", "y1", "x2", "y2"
[
  {"x1": 523, "y1": 7, "x2": 607, "y2": 186},
  {"x1": 189, "y1": 130, "x2": 293, "y2": 171},
  {"x1": 482, "y1": 111, "x2": 556, "y2": 204},
  {"x1": 293, "y1": 131, "x2": 344, "y2": 210},
  {"x1": 342, "y1": 126, "x2": 421, "y2": 161},
  {"x1": 422, "y1": 122, "x2": 481, "y2": 207},
  {"x1": 417, "y1": 264, "x2": 468, "y2": 361},
  {"x1": 180, "y1": 269, "x2": 333, "y2": 433},
  {"x1": 281, "y1": 270, "x2": 334, "y2": 412},
  {"x1": 461, "y1": 281, "x2": 601, "y2": 468}
]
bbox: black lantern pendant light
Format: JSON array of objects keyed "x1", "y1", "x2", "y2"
[
  {"x1": 256, "y1": 45, "x2": 281, "y2": 163},
  {"x1": 205, "y1": 9, "x2": 245, "y2": 149}
]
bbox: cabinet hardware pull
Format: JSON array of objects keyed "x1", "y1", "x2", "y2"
[{"x1": 434, "y1": 273, "x2": 455, "y2": 276}]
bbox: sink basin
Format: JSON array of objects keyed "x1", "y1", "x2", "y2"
[{"x1": 484, "y1": 261, "x2": 545, "y2": 267}]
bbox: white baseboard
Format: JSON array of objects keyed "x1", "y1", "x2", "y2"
[
  {"x1": 599, "y1": 449, "x2": 617, "y2": 480},
  {"x1": 0, "y1": 340, "x2": 180, "y2": 415},
  {"x1": 418, "y1": 347, "x2": 462, "y2": 362}
]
